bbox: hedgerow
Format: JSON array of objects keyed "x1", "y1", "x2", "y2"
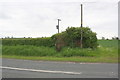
[{"x1": 2, "y1": 37, "x2": 54, "y2": 47}]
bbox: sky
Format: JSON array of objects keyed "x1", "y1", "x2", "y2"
[{"x1": 0, "y1": 0, "x2": 119, "y2": 39}]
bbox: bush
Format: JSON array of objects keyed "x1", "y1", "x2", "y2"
[{"x1": 52, "y1": 27, "x2": 98, "y2": 49}]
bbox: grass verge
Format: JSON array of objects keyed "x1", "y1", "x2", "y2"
[{"x1": 2, "y1": 55, "x2": 118, "y2": 63}]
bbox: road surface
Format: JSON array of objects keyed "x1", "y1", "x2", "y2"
[{"x1": 2, "y1": 58, "x2": 118, "y2": 78}]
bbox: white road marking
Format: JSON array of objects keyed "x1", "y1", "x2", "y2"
[{"x1": 0, "y1": 66, "x2": 81, "y2": 75}]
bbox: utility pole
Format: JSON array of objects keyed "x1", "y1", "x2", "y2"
[
  {"x1": 56, "y1": 19, "x2": 61, "y2": 33},
  {"x1": 80, "y1": 4, "x2": 83, "y2": 48}
]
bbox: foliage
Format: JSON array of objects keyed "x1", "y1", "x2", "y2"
[
  {"x1": 52, "y1": 27, "x2": 98, "y2": 49},
  {"x1": 2, "y1": 37, "x2": 54, "y2": 47}
]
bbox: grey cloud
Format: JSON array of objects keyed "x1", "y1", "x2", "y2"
[{"x1": 0, "y1": 0, "x2": 118, "y2": 39}]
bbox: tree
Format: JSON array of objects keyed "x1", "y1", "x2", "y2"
[
  {"x1": 52, "y1": 27, "x2": 98, "y2": 51},
  {"x1": 112, "y1": 37, "x2": 119, "y2": 40},
  {"x1": 115, "y1": 37, "x2": 119, "y2": 40}
]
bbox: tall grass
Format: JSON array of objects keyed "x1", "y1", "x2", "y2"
[
  {"x1": 2, "y1": 45, "x2": 101, "y2": 57},
  {"x1": 2, "y1": 40, "x2": 118, "y2": 58},
  {"x1": 3, "y1": 45, "x2": 55, "y2": 56}
]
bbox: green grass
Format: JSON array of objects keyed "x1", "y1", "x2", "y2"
[
  {"x1": 98, "y1": 40, "x2": 118, "y2": 47},
  {"x1": 2, "y1": 40, "x2": 118, "y2": 63},
  {"x1": 2, "y1": 45, "x2": 100, "y2": 57},
  {"x1": 2, "y1": 55, "x2": 118, "y2": 63},
  {"x1": 98, "y1": 40, "x2": 118, "y2": 57}
]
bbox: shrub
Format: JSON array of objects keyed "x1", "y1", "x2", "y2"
[{"x1": 52, "y1": 27, "x2": 98, "y2": 49}]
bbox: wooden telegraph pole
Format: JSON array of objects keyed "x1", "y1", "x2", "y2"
[{"x1": 80, "y1": 4, "x2": 83, "y2": 48}]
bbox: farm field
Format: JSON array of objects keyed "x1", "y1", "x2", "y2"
[{"x1": 1, "y1": 39, "x2": 118, "y2": 63}]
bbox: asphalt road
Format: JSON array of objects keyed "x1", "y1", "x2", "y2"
[{"x1": 2, "y1": 58, "x2": 118, "y2": 78}]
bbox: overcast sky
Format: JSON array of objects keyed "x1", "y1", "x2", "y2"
[{"x1": 0, "y1": 0, "x2": 119, "y2": 39}]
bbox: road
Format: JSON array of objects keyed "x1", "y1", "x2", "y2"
[{"x1": 2, "y1": 58, "x2": 118, "y2": 78}]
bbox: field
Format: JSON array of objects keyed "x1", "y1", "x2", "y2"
[{"x1": 2, "y1": 40, "x2": 118, "y2": 63}]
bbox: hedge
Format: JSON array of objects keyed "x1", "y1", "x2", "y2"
[{"x1": 2, "y1": 37, "x2": 55, "y2": 47}]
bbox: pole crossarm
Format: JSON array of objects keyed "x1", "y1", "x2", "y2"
[{"x1": 56, "y1": 19, "x2": 61, "y2": 33}]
